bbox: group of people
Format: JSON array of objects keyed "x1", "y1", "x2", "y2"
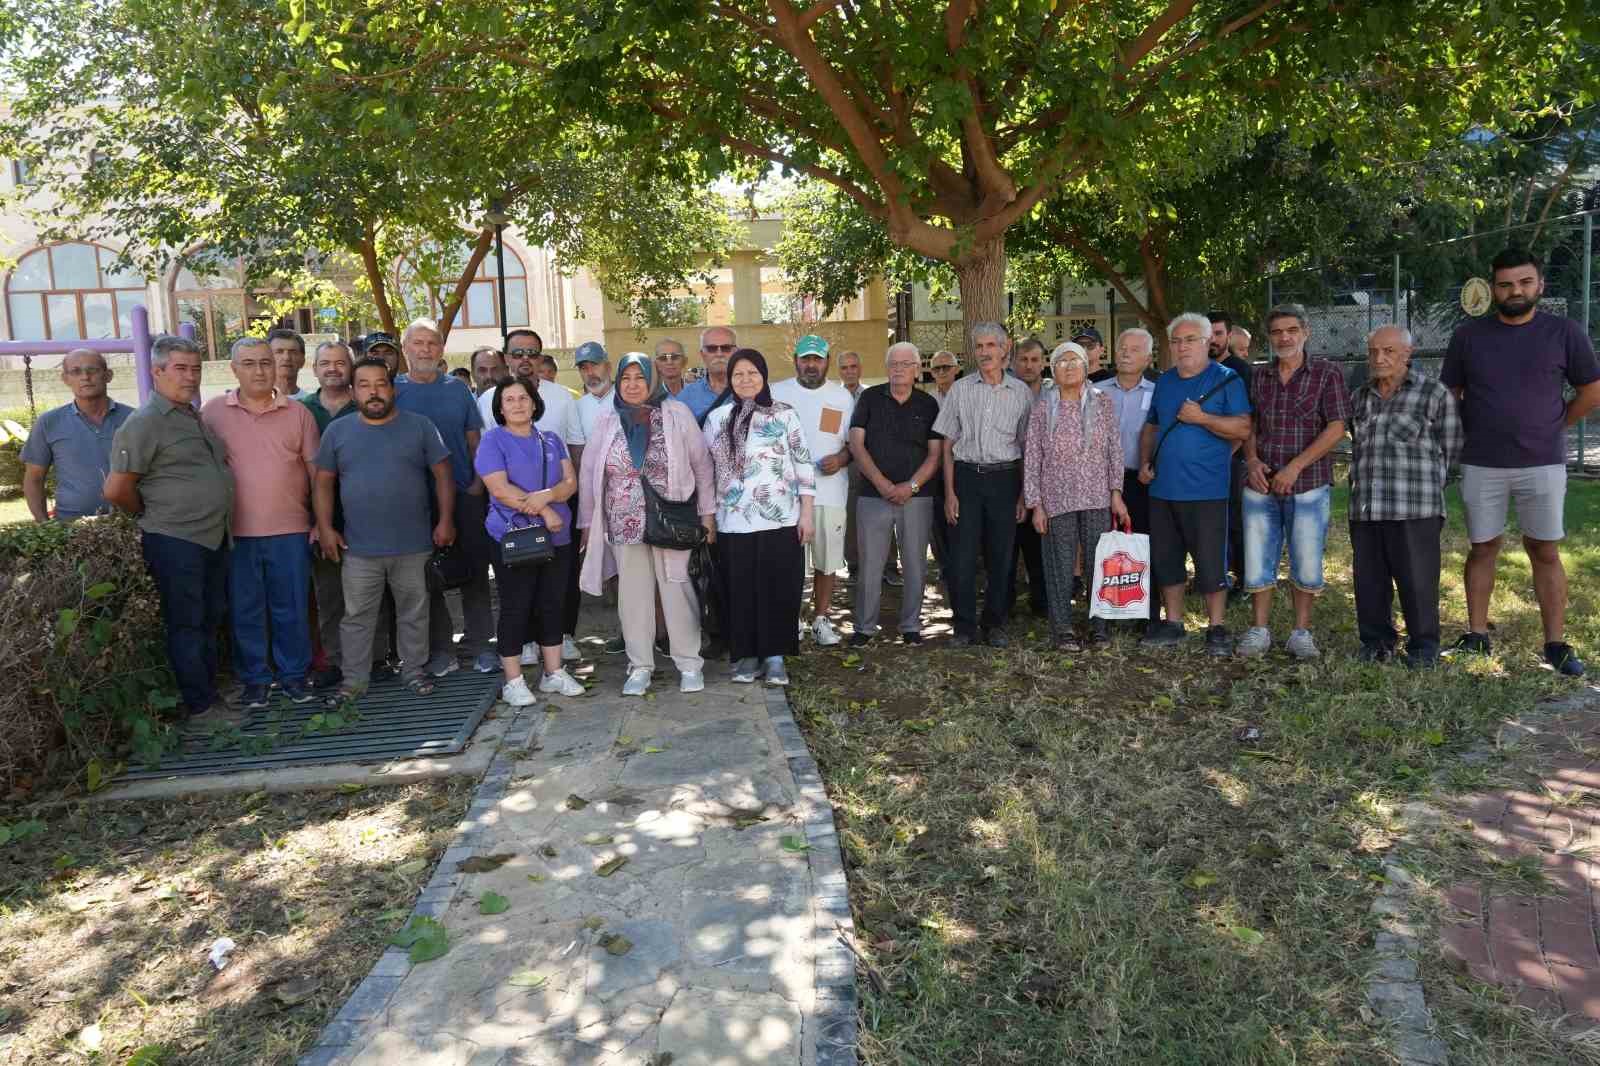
[{"x1": 17, "y1": 245, "x2": 1595, "y2": 728}]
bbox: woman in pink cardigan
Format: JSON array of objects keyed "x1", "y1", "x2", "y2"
[
  {"x1": 577, "y1": 352, "x2": 716, "y2": 696},
  {"x1": 1023, "y1": 342, "x2": 1131, "y2": 651}
]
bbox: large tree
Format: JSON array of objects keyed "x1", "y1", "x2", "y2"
[
  {"x1": 301, "y1": 0, "x2": 1593, "y2": 347},
  {"x1": 0, "y1": 0, "x2": 734, "y2": 350}
]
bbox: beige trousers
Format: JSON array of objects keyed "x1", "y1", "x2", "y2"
[{"x1": 614, "y1": 542, "x2": 704, "y2": 674}]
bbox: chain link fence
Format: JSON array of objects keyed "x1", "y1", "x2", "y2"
[{"x1": 1262, "y1": 209, "x2": 1599, "y2": 471}]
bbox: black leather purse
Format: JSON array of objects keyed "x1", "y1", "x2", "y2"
[
  {"x1": 641, "y1": 479, "x2": 705, "y2": 550},
  {"x1": 425, "y1": 545, "x2": 475, "y2": 593},
  {"x1": 499, "y1": 430, "x2": 557, "y2": 567}
]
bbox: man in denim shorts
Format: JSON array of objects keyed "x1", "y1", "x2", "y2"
[
  {"x1": 1239, "y1": 305, "x2": 1352, "y2": 659},
  {"x1": 1441, "y1": 247, "x2": 1600, "y2": 675}
]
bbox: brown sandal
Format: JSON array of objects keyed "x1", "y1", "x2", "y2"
[{"x1": 405, "y1": 677, "x2": 435, "y2": 697}]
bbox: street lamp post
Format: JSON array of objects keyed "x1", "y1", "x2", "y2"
[{"x1": 485, "y1": 199, "x2": 511, "y2": 349}]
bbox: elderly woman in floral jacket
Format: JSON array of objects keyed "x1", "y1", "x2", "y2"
[{"x1": 1023, "y1": 341, "x2": 1131, "y2": 650}]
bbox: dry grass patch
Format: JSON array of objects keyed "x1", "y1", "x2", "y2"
[{"x1": 0, "y1": 778, "x2": 473, "y2": 1064}]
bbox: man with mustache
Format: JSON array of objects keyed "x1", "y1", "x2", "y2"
[{"x1": 1441, "y1": 247, "x2": 1600, "y2": 675}]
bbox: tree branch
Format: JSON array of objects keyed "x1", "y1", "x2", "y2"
[
  {"x1": 1119, "y1": 0, "x2": 1196, "y2": 71},
  {"x1": 797, "y1": 0, "x2": 845, "y2": 30},
  {"x1": 944, "y1": 0, "x2": 1013, "y2": 205},
  {"x1": 436, "y1": 224, "x2": 495, "y2": 341}
]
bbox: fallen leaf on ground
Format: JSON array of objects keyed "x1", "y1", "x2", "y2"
[
  {"x1": 1229, "y1": 925, "x2": 1265, "y2": 945},
  {"x1": 595, "y1": 856, "x2": 628, "y2": 877},
  {"x1": 479, "y1": 891, "x2": 510, "y2": 915},
  {"x1": 457, "y1": 853, "x2": 514, "y2": 873},
  {"x1": 271, "y1": 977, "x2": 319, "y2": 1007},
  {"x1": 780, "y1": 835, "x2": 810, "y2": 853},
  {"x1": 582, "y1": 834, "x2": 615, "y2": 846},
  {"x1": 598, "y1": 933, "x2": 633, "y2": 956},
  {"x1": 539, "y1": 844, "x2": 558, "y2": 858},
  {"x1": 564, "y1": 794, "x2": 589, "y2": 810},
  {"x1": 507, "y1": 971, "x2": 547, "y2": 988},
  {"x1": 389, "y1": 916, "x2": 450, "y2": 963},
  {"x1": 581, "y1": 915, "x2": 606, "y2": 931},
  {"x1": 395, "y1": 859, "x2": 428, "y2": 876}
]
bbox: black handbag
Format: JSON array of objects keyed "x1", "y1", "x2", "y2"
[
  {"x1": 425, "y1": 545, "x2": 475, "y2": 593},
  {"x1": 641, "y1": 479, "x2": 705, "y2": 550},
  {"x1": 499, "y1": 429, "x2": 557, "y2": 567}
]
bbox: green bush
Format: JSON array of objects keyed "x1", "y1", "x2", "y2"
[{"x1": 0, "y1": 512, "x2": 177, "y2": 793}]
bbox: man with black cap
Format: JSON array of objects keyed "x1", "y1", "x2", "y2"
[
  {"x1": 1076, "y1": 327, "x2": 1115, "y2": 384},
  {"x1": 361, "y1": 332, "x2": 402, "y2": 376}
]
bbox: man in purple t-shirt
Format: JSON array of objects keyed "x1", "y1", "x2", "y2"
[{"x1": 1440, "y1": 247, "x2": 1600, "y2": 675}]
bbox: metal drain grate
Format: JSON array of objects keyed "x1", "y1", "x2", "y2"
[{"x1": 117, "y1": 670, "x2": 499, "y2": 781}]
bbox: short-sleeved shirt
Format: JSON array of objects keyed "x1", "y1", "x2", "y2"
[
  {"x1": 677, "y1": 377, "x2": 721, "y2": 423},
  {"x1": 931, "y1": 372, "x2": 1035, "y2": 464},
  {"x1": 314, "y1": 412, "x2": 449, "y2": 556},
  {"x1": 19, "y1": 399, "x2": 134, "y2": 519},
  {"x1": 1096, "y1": 377, "x2": 1155, "y2": 472},
  {"x1": 473, "y1": 425, "x2": 573, "y2": 546},
  {"x1": 299, "y1": 390, "x2": 357, "y2": 433},
  {"x1": 476, "y1": 379, "x2": 585, "y2": 449},
  {"x1": 1145, "y1": 361, "x2": 1250, "y2": 501},
  {"x1": 110, "y1": 393, "x2": 235, "y2": 549},
  {"x1": 575, "y1": 388, "x2": 611, "y2": 442},
  {"x1": 396, "y1": 374, "x2": 484, "y2": 489},
  {"x1": 771, "y1": 378, "x2": 854, "y2": 508},
  {"x1": 1249, "y1": 357, "x2": 1353, "y2": 494},
  {"x1": 849, "y1": 384, "x2": 942, "y2": 499},
  {"x1": 1440, "y1": 311, "x2": 1600, "y2": 468},
  {"x1": 201, "y1": 391, "x2": 321, "y2": 537}
]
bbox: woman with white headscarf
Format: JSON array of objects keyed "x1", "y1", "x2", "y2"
[{"x1": 1022, "y1": 342, "x2": 1130, "y2": 650}]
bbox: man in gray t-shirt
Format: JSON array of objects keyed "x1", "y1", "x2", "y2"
[{"x1": 313, "y1": 359, "x2": 455, "y2": 700}]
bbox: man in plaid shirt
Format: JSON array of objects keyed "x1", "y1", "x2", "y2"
[
  {"x1": 1239, "y1": 304, "x2": 1352, "y2": 659},
  {"x1": 1349, "y1": 325, "x2": 1462, "y2": 667}
]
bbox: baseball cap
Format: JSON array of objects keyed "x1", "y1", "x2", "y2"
[
  {"x1": 362, "y1": 331, "x2": 398, "y2": 353},
  {"x1": 794, "y1": 334, "x2": 829, "y2": 358},
  {"x1": 574, "y1": 341, "x2": 608, "y2": 365},
  {"x1": 1071, "y1": 326, "x2": 1104, "y2": 346}
]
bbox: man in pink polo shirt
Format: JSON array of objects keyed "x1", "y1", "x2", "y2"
[{"x1": 201, "y1": 336, "x2": 322, "y2": 709}]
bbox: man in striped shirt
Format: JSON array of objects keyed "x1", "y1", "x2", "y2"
[{"x1": 1349, "y1": 325, "x2": 1463, "y2": 667}]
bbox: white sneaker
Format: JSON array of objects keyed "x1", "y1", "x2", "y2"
[
  {"x1": 622, "y1": 668, "x2": 652, "y2": 697},
  {"x1": 540, "y1": 668, "x2": 587, "y2": 697},
  {"x1": 812, "y1": 616, "x2": 842, "y2": 646},
  {"x1": 1237, "y1": 626, "x2": 1272, "y2": 658},
  {"x1": 501, "y1": 676, "x2": 538, "y2": 707},
  {"x1": 561, "y1": 636, "x2": 581, "y2": 661},
  {"x1": 520, "y1": 642, "x2": 538, "y2": 666},
  {"x1": 680, "y1": 670, "x2": 705, "y2": 693},
  {"x1": 1286, "y1": 628, "x2": 1320, "y2": 659}
]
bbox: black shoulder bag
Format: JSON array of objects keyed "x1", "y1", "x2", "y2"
[
  {"x1": 500, "y1": 431, "x2": 556, "y2": 568},
  {"x1": 1147, "y1": 372, "x2": 1240, "y2": 473},
  {"x1": 642, "y1": 479, "x2": 706, "y2": 550}
]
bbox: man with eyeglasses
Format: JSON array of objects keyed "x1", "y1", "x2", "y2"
[
  {"x1": 678, "y1": 326, "x2": 737, "y2": 423},
  {"x1": 654, "y1": 338, "x2": 691, "y2": 398},
  {"x1": 927, "y1": 350, "x2": 960, "y2": 405},
  {"x1": 22, "y1": 349, "x2": 134, "y2": 521}
]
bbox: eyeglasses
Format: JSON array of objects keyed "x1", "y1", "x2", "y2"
[
  {"x1": 507, "y1": 347, "x2": 542, "y2": 358},
  {"x1": 702, "y1": 343, "x2": 736, "y2": 353},
  {"x1": 931, "y1": 364, "x2": 957, "y2": 372},
  {"x1": 655, "y1": 352, "x2": 685, "y2": 361}
]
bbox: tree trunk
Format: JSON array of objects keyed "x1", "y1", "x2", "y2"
[
  {"x1": 1138, "y1": 231, "x2": 1176, "y2": 367},
  {"x1": 437, "y1": 226, "x2": 496, "y2": 343},
  {"x1": 354, "y1": 224, "x2": 404, "y2": 372},
  {"x1": 952, "y1": 235, "x2": 1007, "y2": 358}
]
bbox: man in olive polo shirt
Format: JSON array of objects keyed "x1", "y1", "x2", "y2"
[{"x1": 104, "y1": 335, "x2": 238, "y2": 728}]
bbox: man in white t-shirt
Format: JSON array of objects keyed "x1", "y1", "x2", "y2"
[
  {"x1": 771, "y1": 334, "x2": 854, "y2": 646},
  {"x1": 573, "y1": 341, "x2": 613, "y2": 441}
]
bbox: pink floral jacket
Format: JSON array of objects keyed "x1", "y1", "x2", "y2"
[{"x1": 1022, "y1": 387, "x2": 1124, "y2": 517}]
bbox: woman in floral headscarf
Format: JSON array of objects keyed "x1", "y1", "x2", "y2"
[
  {"x1": 577, "y1": 352, "x2": 716, "y2": 697},
  {"x1": 702, "y1": 349, "x2": 815, "y2": 686}
]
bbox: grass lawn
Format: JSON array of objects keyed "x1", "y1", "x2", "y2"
[
  {"x1": 792, "y1": 477, "x2": 1600, "y2": 1065},
  {"x1": 0, "y1": 780, "x2": 473, "y2": 1064}
]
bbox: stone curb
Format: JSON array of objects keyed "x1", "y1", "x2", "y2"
[
  {"x1": 765, "y1": 687, "x2": 860, "y2": 1066},
  {"x1": 296, "y1": 701, "x2": 544, "y2": 1066}
]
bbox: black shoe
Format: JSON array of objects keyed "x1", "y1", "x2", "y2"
[
  {"x1": 605, "y1": 636, "x2": 626, "y2": 655},
  {"x1": 1141, "y1": 621, "x2": 1186, "y2": 648},
  {"x1": 1087, "y1": 619, "x2": 1110, "y2": 646},
  {"x1": 1404, "y1": 649, "x2": 1440, "y2": 671},
  {"x1": 309, "y1": 666, "x2": 343, "y2": 690},
  {"x1": 1545, "y1": 642, "x2": 1586, "y2": 677},
  {"x1": 1445, "y1": 631, "x2": 1492, "y2": 658},
  {"x1": 370, "y1": 657, "x2": 400, "y2": 680},
  {"x1": 951, "y1": 633, "x2": 976, "y2": 647},
  {"x1": 238, "y1": 683, "x2": 272, "y2": 709},
  {"x1": 1204, "y1": 625, "x2": 1233, "y2": 657},
  {"x1": 985, "y1": 629, "x2": 1010, "y2": 648},
  {"x1": 1355, "y1": 643, "x2": 1393, "y2": 663},
  {"x1": 900, "y1": 631, "x2": 923, "y2": 645},
  {"x1": 281, "y1": 680, "x2": 317, "y2": 704},
  {"x1": 849, "y1": 632, "x2": 873, "y2": 648}
]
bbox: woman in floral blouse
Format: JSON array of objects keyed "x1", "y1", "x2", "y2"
[
  {"x1": 1023, "y1": 341, "x2": 1131, "y2": 651},
  {"x1": 703, "y1": 349, "x2": 815, "y2": 686},
  {"x1": 577, "y1": 352, "x2": 716, "y2": 697}
]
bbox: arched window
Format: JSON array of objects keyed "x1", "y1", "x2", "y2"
[
  {"x1": 5, "y1": 242, "x2": 148, "y2": 340},
  {"x1": 171, "y1": 251, "x2": 357, "y2": 357},
  {"x1": 396, "y1": 238, "x2": 529, "y2": 329}
]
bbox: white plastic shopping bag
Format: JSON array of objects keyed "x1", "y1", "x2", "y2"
[{"x1": 1088, "y1": 530, "x2": 1153, "y2": 620}]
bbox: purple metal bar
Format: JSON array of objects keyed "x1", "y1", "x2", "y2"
[{"x1": 133, "y1": 304, "x2": 154, "y2": 404}]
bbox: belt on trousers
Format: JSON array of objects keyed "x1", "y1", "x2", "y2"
[{"x1": 956, "y1": 459, "x2": 1020, "y2": 474}]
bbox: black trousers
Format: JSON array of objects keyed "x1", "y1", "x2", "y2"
[
  {"x1": 949, "y1": 463, "x2": 1022, "y2": 637},
  {"x1": 1007, "y1": 516, "x2": 1049, "y2": 617},
  {"x1": 561, "y1": 483, "x2": 581, "y2": 636},
  {"x1": 720, "y1": 527, "x2": 804, "y2": 660},
  {"x1": 1350, "y1": 518, "x2": 1443, "y2": 657},
  {"x1": 1227, "y1": 456, "x2": 1246, "y2": 584},
  {"x1": 489, "y1": 538, "x2": 573, "y2": 654},
  {"x1": 1121, "y1": 469, "x2": 1151, "y2": 535}
]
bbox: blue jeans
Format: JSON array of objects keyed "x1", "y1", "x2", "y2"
[
  {"x1": 1242, "y1": 484, "x2": 1332, "y2": 593},
  {"x1": 229, "y1": 533, "x2": 312, "y2": 686},
  {"x1": 141, "y1": 531, "x2": 228, "y2": 714}
]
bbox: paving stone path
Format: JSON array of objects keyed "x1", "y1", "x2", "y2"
[
  {"x1": 301, "y1": 660, "x2": 856, "y2": 1066},
  {"x1": 1440, "y1": 697, "x2": 1600, "y2": 1023}
]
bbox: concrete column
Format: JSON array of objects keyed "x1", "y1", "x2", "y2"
[{"x1": 731, "y1": 251, "x2": 761, "y2": 327}]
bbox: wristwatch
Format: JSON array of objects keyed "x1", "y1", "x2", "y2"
[{"x1": 908, "y1": 479, "x2": 920, "y2": 493}]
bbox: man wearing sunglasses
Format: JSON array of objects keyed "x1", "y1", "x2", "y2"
[
  {"x1": 678, "y1": 326, "x2": 737, "y2": 423},
  {"x1": 654, "y1": 338, "x2": 691, "y2": 399}
]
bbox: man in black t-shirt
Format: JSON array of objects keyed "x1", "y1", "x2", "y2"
[
  {"x1": 848, "y1": 341, "x2": 944, "y2": 645},
  {"x1": 1211, "y1": 311, "x2": 1253, "y2": 597}
]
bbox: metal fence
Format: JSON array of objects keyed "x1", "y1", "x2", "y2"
[{"x1": 1262, "y1": 208, "x2": 1600, "y2": 471}]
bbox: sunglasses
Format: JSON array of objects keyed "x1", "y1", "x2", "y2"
[
  {"x1": 506, "y1": 347, "x2": 543, "y2": 358},
  {"x1": 656, "y1": 352, "x2": 685, "y2": 361},
  {"x1": 702, "y1": 343, "x2": 737, "y2": 353},
  {"x1": 931, "y1": 364, "x2": 957, "y2": 372}
]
